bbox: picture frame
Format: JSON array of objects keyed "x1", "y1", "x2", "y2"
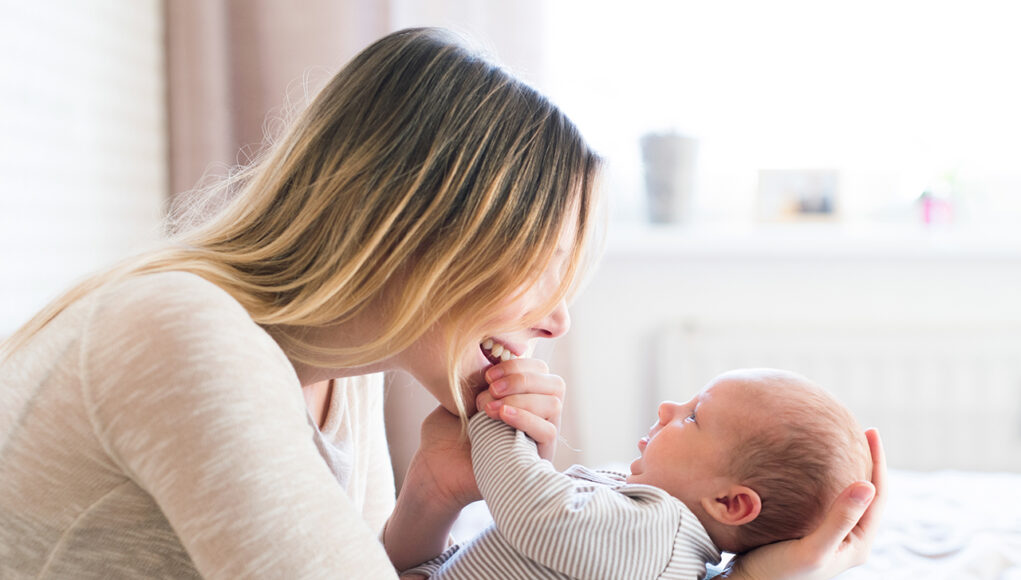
[{"x1": 756, "y1": 169, "x2": 839, "y2": 222}]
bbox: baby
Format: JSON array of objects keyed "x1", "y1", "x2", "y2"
[{"x1": 402, "y1": 368, "x2": 872, "y2": 580}]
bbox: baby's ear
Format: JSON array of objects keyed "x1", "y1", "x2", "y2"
[{"x1": 700, "y1": 485, "x2": 761, "y2": 526}]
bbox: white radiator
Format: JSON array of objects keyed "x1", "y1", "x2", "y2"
[{"x1": 657, "y1": 320, "x2": 1021, "y2": 472}]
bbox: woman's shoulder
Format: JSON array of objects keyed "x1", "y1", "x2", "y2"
[
  {"x1": 79, "y1": 270, "x2": 296, "y2": 389},
  {"x1": 98, "y1": 270, "x2": 242, "y2": 308},
  {"x1": 85, "y1": 271, "x2": 277, "y2": 359},
  {"x1": 89, "y1": 271, "x2": 251, "y2": 329}
]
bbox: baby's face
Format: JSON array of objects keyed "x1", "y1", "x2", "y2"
[{"x1": 626, "y1": 377, "x2": 763, "y2": 504}]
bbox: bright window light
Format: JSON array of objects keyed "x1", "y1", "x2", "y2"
[{"x1": 541, "y1": 0, "x2": 1021, "y2": 227}]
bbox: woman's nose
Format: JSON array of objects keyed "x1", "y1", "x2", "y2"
[{"x1": 533, "y1": 299, "x2": 571, "y2": 339}]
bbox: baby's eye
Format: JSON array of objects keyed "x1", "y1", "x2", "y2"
[{"x1": 685, "y1": 411, "x2": 696, "y2": 423}]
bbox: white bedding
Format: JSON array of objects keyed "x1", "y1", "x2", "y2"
[
  {"x1": 451, "y1": 469, "x2": 1021, "y2": 579},
  {"x1": 837, "y1": 469, "x2": 1021, "y2": 580}
]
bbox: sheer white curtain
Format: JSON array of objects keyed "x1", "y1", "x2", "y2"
[{"x1": 0, "y1": 0, "x2": 166, "y2": 336}]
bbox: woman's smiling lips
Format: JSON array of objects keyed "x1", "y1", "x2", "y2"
[{"x1": 480, "y1": 338, "x2": 522, "y2": 365}]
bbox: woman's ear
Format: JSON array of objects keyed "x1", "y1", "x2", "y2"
[{"x1": 700, "y1": 485, "x2": 761, "y2": 526}]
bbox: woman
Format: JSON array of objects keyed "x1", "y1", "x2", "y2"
[{"x1": 0, "y1": 28, "x2": 883, "y2": 579}]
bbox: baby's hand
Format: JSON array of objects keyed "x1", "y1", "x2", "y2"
[{"x1": 476, "y1": 357, "x2": 565, "y2": 460}]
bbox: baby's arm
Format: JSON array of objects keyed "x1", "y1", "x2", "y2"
[{"x1": 469, "y1": 414, "x2": 678, "y2": 579}]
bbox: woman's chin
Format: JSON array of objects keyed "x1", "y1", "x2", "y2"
[
  {"x1": 457, "y1": 380, "x2": 490, "y2": 415},
  {"x1": 437, "y1": 398, "x2": 462, "y2": 416},
  {"x1": 423, "y1": 376, "x2": 485, "y2": 417}
]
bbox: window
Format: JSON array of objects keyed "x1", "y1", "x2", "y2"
[
  {"x1": 0, "y1": 1, "x2": 166, "y2": 336},
  {"x1": 541, "y1": 1, "x2": 1021, "y2": 228}
]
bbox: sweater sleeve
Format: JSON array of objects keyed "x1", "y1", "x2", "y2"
[
  {"x1": 468, "y1": 413, "x2": 680, "y2": 579},
  {"x1": 79, "y1": 273, "x2": 398, "y2": 579}
]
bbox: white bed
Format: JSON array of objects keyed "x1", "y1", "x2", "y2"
[{"x1": 836, "y1": 469, "x2": 1021, "y2": 579}]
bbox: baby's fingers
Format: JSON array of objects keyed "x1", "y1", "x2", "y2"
[
  {"x1": 497, "y1": 405, "x2": 558, "y2": 457},
  {"x1": 485, "y1": 356, "x2": 550, "y2": 379},
  {"x1": 485, "y1": 358, "x2": 564, "y2": 394},
  {"x1": 479, "y1": 393, "x2": 563, "y2": 424}
]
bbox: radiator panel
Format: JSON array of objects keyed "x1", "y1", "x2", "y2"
[{"x1": 658, "y1": 321, "x2": 1021, "y2": 471}]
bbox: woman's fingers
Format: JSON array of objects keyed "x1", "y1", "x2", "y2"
[
  {"x1": 800, "y1": 427, "x2": 885, "y2": 565},
  {"x1": 802, "y1": 480, "x2": 875, "y2": 565},
  {"x1": 478, "y1": 392, "x2": 563, "y2": 423},
  {"x1": 858, "y1": 428, "x2": 888, "y2": 540},
  {"x1": 485, "y1": 356, "x2": 550, "y2": 377},
  {"x1": 485, "y1": 358, "x2": 565, "y2": 395}
]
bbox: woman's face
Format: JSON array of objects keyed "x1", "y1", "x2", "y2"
[{"x1": 399, "y1": 218, "x2": 577, "y2": 413}]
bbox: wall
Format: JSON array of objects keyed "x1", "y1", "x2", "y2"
[{"x1": 556, "y1": 224, "x2": 1021, "y2": 472}]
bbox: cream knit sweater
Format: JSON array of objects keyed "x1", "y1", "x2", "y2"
[{"x1": 0, "y1": 272, "x2": 398, "y2": 578}]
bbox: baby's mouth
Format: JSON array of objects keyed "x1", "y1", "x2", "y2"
[{"x1": 480, "y1": 338, "x2": 518, "y2": 365}]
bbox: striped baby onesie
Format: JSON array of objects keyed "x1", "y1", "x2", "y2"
[{"x1": 404, "y1": 414, "x2": 722, "y2": 579}]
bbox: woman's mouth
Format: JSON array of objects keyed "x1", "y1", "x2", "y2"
[{"x1": 480, "y1": 338, "x2": 518, "y2": 365}]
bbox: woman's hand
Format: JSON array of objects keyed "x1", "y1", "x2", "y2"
[
  {"x1": 474, "y1": 357, "x2": 566, "y2": 460},
  {"x1": 412, "y1": 406, "x2": 482, "y2": 508},
  {"x1": 723, "y1": 428, "x2": 888, "y2": 580},
  {"x1": 385, "y1": 406, "x2": 478, "y2": 572}
]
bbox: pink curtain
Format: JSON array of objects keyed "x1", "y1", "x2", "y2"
[{"x1": 165, "y1": 0, "x2": 390, "y2": 197}]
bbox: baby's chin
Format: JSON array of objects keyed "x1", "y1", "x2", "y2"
[{"x1": 625, "y1": 459, "x2": 643, "y2": 484}]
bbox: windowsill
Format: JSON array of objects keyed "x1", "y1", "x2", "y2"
[{"x1": 600, "y1": 221, "x2": 1021, "y2": 260}]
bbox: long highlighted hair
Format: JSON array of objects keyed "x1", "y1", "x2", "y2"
[{"x1": 2, "y1": 28, "x2": 602, "y2": 416}]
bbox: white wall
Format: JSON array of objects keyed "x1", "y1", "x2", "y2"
[{"x1": 555, "y1": 224, "x2": 1021, "y2": 472}]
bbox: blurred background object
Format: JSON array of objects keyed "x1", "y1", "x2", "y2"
[{"x1": 640, "y1": 131, "x2": 698, "y2": 224}]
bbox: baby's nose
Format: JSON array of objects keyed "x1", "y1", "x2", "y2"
[{"x1": 657, "y1": 401, "x2": 681, "y2": 422}]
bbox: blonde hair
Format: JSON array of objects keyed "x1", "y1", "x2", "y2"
[
  {"x1": 723, "y1": 371, "x2": 871, "y2": 551},
  {"x1": 2, "y1": 28, "x2": 602, "y2": 416}
]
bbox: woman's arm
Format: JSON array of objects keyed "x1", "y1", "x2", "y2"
[
  {"x1": 722, "y1": 428, "x2": 887, "y2": 580},
  {"x1": 384, "y1": 408, "x2": 479, "y2": 571}
]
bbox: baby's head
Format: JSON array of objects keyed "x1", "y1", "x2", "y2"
[{"x1": 627, "y1": 368, "x2": 871, "y2": 553}]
